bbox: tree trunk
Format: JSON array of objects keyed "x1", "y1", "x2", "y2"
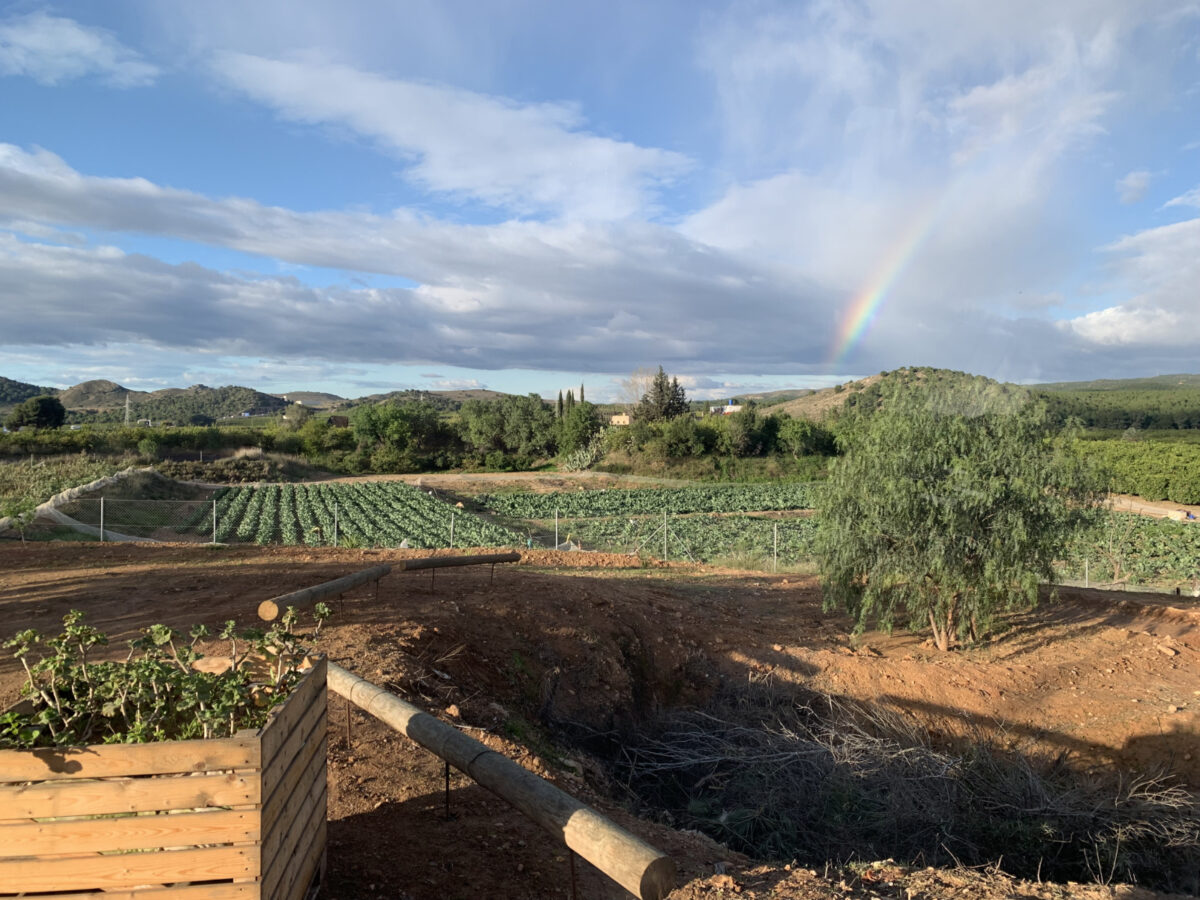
[{"x1": 928, "y1": 609, "x2": 949, "y2": 652}]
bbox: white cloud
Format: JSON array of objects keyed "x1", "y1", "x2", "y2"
[
  {"x1": 1164, "y1": 185, "x2": 1200, "y2": 208},
  {"x1": 210, "y1": 53, "x2": 690, "y2": 221},
  {"x1": 1066, "y1": 216, "x2": 1200, "y2": 346},
  {"x1": 2, "y1": 136, "x2": 1199, "y2": 384},
  {"x1": 0, "y1": 12, "x2": 157, "y2": 87},
  {"x1": 1116, "y1": 170, "x2": 1153, "y2": 204}
]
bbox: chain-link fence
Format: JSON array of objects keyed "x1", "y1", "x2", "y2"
[
  {"x1": 510, "y1": 509, "x2": 818, "y2": 570},
  {"x1": 56, "y1": 498, "x2": 219, "y2": 543}
]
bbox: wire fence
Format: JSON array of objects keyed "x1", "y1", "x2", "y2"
[
  {"x1": 56, "y1": 498, "x2": 218, "y2": 543},
  {"x1": 41, "y1": 496, "x2": 1200, "y2": 591},
  {"x1": 46, "y1": 495, "x2": 817, "y2": 569}
]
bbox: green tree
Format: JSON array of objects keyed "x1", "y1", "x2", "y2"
[
  {"x1": 5, "y1": 396, "x2": 66, "y2": 430},
  {"x1": 777, "y1": 415, "x2": 836, "y2": 457},
  {"x1": 635, "y1": 366, "x2": 688, "y2": 422},
  {"x1": 558, "y1": 401, "x2": 602, "y2": 455},
  {"x1": 816, "y1": 380, "x2": 1104, "y2": 651}
]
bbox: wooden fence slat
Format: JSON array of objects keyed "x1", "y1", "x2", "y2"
[
  {"x1": 0, "y1": 735, "x2": 260, "y2": 784},
  {"x1": 0, "y1": 771, "x2": 259, "y2": 821},
  {"x1": 261, "y1": 705, "x2": 325, "y2": 837},
  {"x1": 282, "y1": 809, "x2": 327, "y2": 900},
  {"x1": 259, "y1": 658, "x2": 326, "y2": 767},
  {"x1": 262, "y1": 678, "x2": 326, "y2": 786},
  {"x1": 26, "y1": 884, "x2": 258, "y2": 900},
  {"x1": 1, "y1": 808, "x2": 258, "y2": 856},
  {"x1": 261, "y1": 738, "x2": 327, "y2": 876},
  {"x1": 0, "y1": 844, "x2": 256, "y2": 893},
  {"x1": 264, "y1": 783, "x2": 326, "y2": 900}
]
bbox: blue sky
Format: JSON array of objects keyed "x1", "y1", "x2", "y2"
[{"x1": 1, "y1": 0, "x2": 1198, "y2": 402}]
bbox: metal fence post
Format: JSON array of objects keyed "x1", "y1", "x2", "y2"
[
  {"x1": 555, "y1": 508, "x2": 559, "y2": 549},
  {"x1": 449, "y1": 511, "x2": 455, "y2": 548},
  {"x1": 99, "y1": 497, "x2": 104, "y2": 543},
  {"x1": 663, "y1": 510, "x2": 668, "y2": 561},
  {"x1": 212, "y1": 498, "x2": 217, "y2": 544},
  {"x1": 333, "y1": 501, "x2": 339, "y2": 547},
  {"x1": 773, "y1": 523, "x2": 778, "y2": 573}
]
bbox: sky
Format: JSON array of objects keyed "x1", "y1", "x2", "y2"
[{"x1": 0, "y1": 0, "x2": 1198, "y2": 403}]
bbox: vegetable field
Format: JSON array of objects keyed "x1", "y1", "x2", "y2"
[
  {"x1": 1060, "y1": 513, "x2": 1200, "y2": 587},
  {"x1": 476, "y1": 483, "x2": 815, "y2": 518},
  {"x1": 203, "y1": 482, "x2": 523, "y2": 548},
  {"x1": 569, "y1": 514, "x2": 818, "y2": 561}
]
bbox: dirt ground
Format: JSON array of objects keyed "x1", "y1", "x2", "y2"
[{"x1": 0, "y1": 542, "x2": 1196, "y2": 900}]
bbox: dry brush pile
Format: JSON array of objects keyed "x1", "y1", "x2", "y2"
[{"x1": 614, "y1": 684, "x2": 1200, "y2": 893}]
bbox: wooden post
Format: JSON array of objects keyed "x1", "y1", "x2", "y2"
[{"x1": 328, "y1": 663, "x2": 674, "y2": 900}]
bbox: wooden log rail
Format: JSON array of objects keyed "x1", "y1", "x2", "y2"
[
  {"x1": 258, "y1": 565, "x2": 392, "y2": 621},
  {"x1": 328, "y1": 662, "x2": 675, "y2": 900},
  {"x1": 397, "y1": 551, "x2": 520, "y2": 571},
  {"x1": 258, "y1": 554, "x2": 521, "y2": 621}
]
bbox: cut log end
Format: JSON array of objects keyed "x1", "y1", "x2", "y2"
[{"x1": 640, "y1": 856, "x2": 677, "y2": 900}]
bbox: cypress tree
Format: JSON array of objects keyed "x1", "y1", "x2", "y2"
[
  {"x1": 557, "y1": 390, "x2": 564, "y2": 418},
  {"x1": 579, "y1": 383, "x2": 585, "y2": 403}
]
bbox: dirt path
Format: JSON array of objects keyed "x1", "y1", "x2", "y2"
[
  {"x1": 1109, "y1": 493, "x2": 1200, "y2": 520},
  {"x1": 0, "y1": 543, "x2": 1195, "y2": 899}
]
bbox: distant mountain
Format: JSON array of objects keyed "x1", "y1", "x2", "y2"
[
  {"x1": 351, "y1": 388, "x2": 511, "y2": 410},
  {"x1": 772, "y1": 374, "x2": 888, "y2": 420},
  {"x1": 58, "y1": 379, "x2": 138, "y2": 409},
  {"x1": 1033, "y1": 374, "x2": 1200, "y2": 392},
  {"x1": 57, "y1": 381, "x2": 288, "y2": 423},
  {"x1": 735, "y1": 388, "x2": 815, "y2": 407},
  {"x1": 0, "y1": 376, "x2": 57, "y2": 407}
]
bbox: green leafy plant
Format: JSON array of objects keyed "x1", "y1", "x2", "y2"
[{"x1": 1, "y1": 605, "x2": 329, "y2": 748}]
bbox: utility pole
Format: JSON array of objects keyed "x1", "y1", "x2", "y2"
[{"x1": 124, "y1": 394, "x2": 130, "y2": 427}]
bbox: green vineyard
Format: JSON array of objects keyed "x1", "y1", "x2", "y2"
[{"x1": 201, "y1": 482, "x2": 523, "y2": 548}]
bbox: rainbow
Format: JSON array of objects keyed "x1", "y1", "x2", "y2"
[{"x1": 828, "y1": 194, "x2": 945, "y2": 366}]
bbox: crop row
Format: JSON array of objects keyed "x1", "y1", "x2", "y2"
[
  {"x1": 557, "y1": 509, "x2": 1197, "y2": 585},
  {"x1": 476, "y1": 483, "x2": 816, "y2": 519},
  {"x1": 202, "y1": 482, "x2": 523, "y2": 548}
]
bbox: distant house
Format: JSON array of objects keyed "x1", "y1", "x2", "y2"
[
  {"x1": 328, "y1": 415, "x2": 350, "y2": 428},
  {"x1": 710, "y1": 402, "x2": 744, "y2": 416},
  {"x1": 609, "y1": 413, "x2": 631, "y2": 426}
]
